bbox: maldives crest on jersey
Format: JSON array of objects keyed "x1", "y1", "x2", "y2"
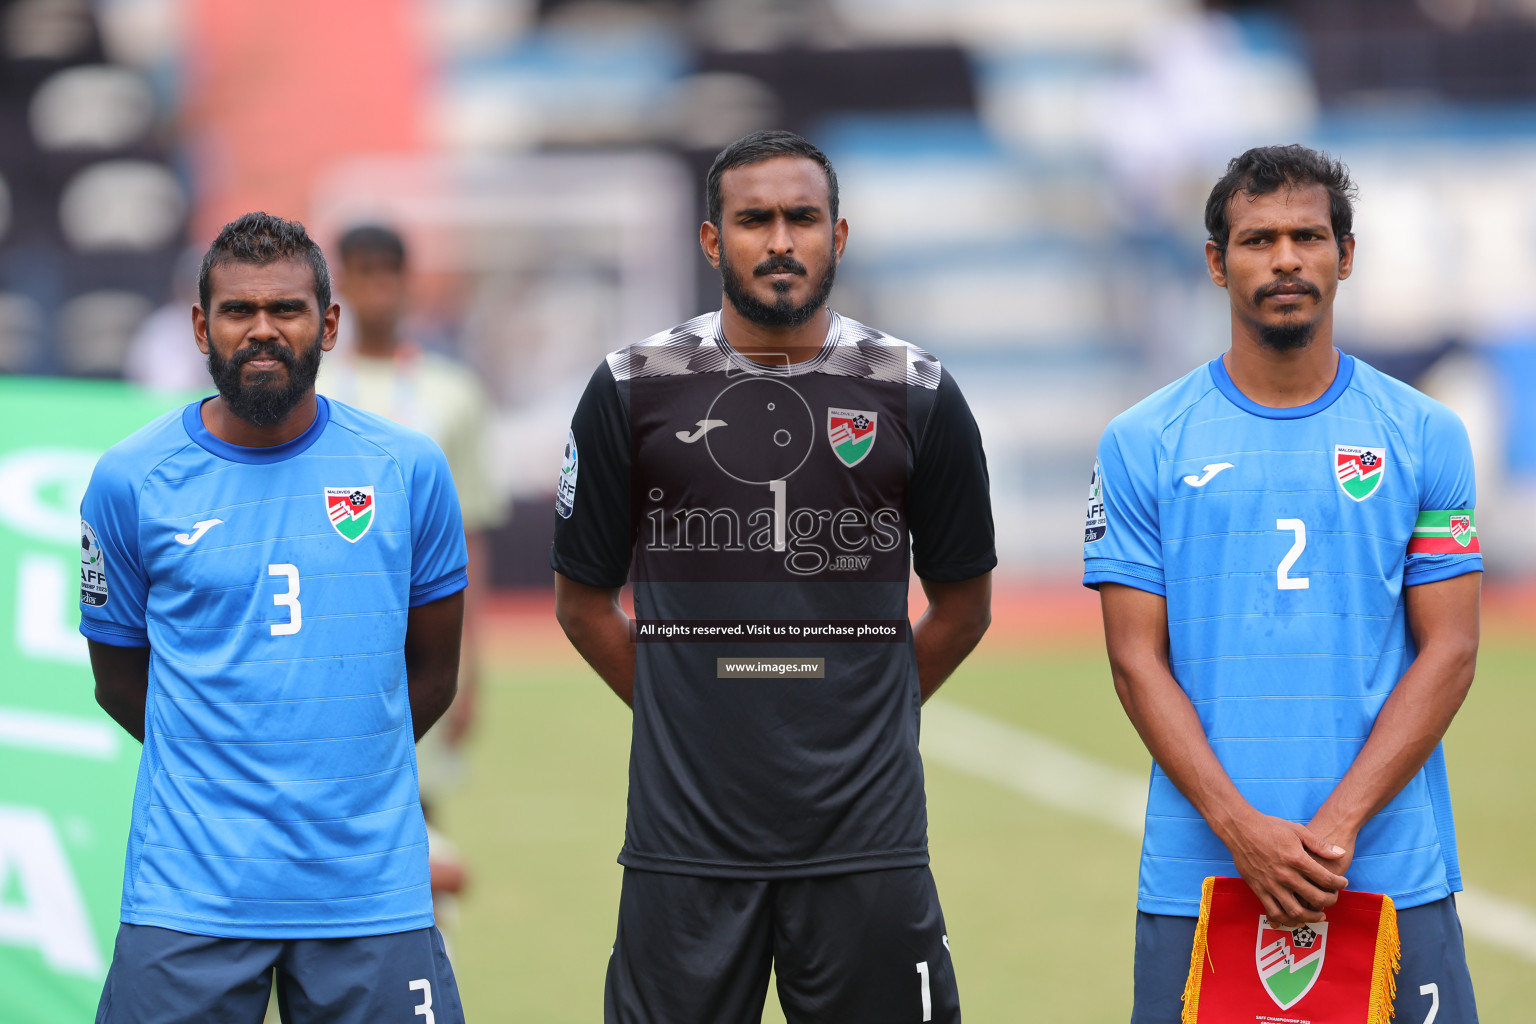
[
  {"x1": 1334, "y1": 444, "x2": 1386, "y2": 501},
  {"x1": 827, "y1": 408, "x2": 878, "y2": 467},
  {"x1": 1256, "y1": 917, "x2": 1328, "y2": 1010},
  {"x1": 325, "y1": 486, "x2": 375, "y2": 542}
]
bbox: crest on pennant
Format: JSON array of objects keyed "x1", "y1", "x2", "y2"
[
  {"x1": 1256, "y1": 916, "x2": 1328, "y2": 1011},
  {"x1": 1335, "y1": 444, "x2": 1387, "y2": 501},
  {"x1": 827, "y1": 408, "x2": 878, "y2": 467},
  {"x1": 325, "y1": 486, "x2": 375, "y2": 542}
]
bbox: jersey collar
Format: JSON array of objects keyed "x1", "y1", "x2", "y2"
[
  {"x1": 182, "y1": 394, "x2": 331, "y2": 464},
  {"x1": 1208, "y1": 350, "x2": 1354, "y2": 420},
  {"x1": 711, "y1": 310, "x2": 842, "y2": 376}
]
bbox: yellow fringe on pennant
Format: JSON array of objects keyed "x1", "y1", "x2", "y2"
[
  {"x1": 1367, "y1": 895, "x2": 1401, "y2": 1024},
  {"x1": 1180, "y1": 876, "x2": 1216, "y2": 1024}
]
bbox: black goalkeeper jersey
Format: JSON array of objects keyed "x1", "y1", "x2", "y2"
[{"x1": 551, "y1": 311, "x2": 996, "y2": 878}]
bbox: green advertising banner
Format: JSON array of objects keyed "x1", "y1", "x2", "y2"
[{"x1": 0, "y1": 377, "x2": 192, "y2": 1023}]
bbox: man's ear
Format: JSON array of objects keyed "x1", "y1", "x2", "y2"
[
  {"x1": 1336, "y1": 233, "x2": 1355, "y2": 282},
  {"x1": 192, "y1": 305, "x2": 210, "y2": 355},
  {"x1": 699, "y1": 221, "x2": 722, "y2": 269},
  {"x1": 1205, "y1": 241, "x2": 1228, "y2": 289}
]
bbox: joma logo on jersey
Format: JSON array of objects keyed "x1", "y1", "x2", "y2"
[
  {"x1": 325, "y1": 486, "x2": 375, "y2": 542},
  {"x1": 1335, "y1": 445, "x2": 1386, "y2": 501},
  {"x1": 1256, "y1": 916, "x2": 1328, "y2": 1010},
  {"x1": 644, "y1": 500, "x2": 901, "y2": 576}
]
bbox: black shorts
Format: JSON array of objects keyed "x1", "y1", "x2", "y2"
[
  {"x1": 605, "y1": 865, "x2": 959, "y2": 1024},
  {"x1": 1130, "y1": 894, "x2": 1478, "y2": 1024},
  {"x1": 95, "y1": 923, "x2": 464, "y2": 1024}
]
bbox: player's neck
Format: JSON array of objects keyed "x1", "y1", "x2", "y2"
[
  {"x1": 200, "y1": 392, "x2": 319, "y2": 448},
  {"x1": 1223, "y1": 318, "x2": 1339, "y2": 409},
  {"x1": 718, "y1": 299, "x2": 830, "y2": 366}
]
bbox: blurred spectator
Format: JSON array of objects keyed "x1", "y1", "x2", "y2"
[
  {"x1": 317, "y1": 223, "x2": 508, "y2": 930},
  {"x1": 121, "y1": 244, "x2": 206, "y2": 391}
]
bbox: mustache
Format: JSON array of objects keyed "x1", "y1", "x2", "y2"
[
  {"x1": 1254, "y1": 278, "x2": 1321, "y2": 304},
  {"x1": 228, "y1": 342, "x2": 298, "y2": 370},
  {"x1": 754, "y1": 255, "x2": 806, "y2": 277}
]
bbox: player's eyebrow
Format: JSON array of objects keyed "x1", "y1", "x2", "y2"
[
  {"x1": 732, "y1": 204, "x2": 824, "y2": 221},
  {"x1": 215, "y1": 297, "x2": 312, "y2": 314},
  {"x1": 1235, "y1": 223, "x2": 1330, "y2": 241}
]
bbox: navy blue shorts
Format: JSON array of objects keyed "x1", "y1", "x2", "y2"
[
  {"x1": 605, "y1": 866, "x2": 959, "y2": 1024},
  {"x1": 1130, "y1": 894, "x2": 1478, "y2": 1024},
  {"x1": 95, "y1": 923, "x2": 465, "y2": 1024}
]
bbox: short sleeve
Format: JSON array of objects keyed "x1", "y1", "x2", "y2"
[
  {"x1": 407, "y1": 442, "x2": 469, "y2": 606},
  {"x1": 1403, "y1": 403, "x2": 1483, "y2": 587},
  {"x1": 550, "y1": 360, "x2": 633, "y2": 589},
  {"x1": 79, "y1": 455, "x2": 151, "y2": 647},
  {"x1": 908, "y1": 369, "x2": 997, "y2": 582},
  {"x1": 1082, "y1": 418, "x2": 1165, "y2": 595}
]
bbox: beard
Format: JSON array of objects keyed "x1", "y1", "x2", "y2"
[
  {"x1": 206, "y1": 332, "x2": 324, "y2": 428},
  {"x1": 1257, "y1": 319, "x2": 1319, "y2": 351},
  {"x1": 720, "y1": 247, "x2": 837, "y2": 328},
  {"x1": 1252, "y1": 278, "x2": 1323, "y2": 352}
]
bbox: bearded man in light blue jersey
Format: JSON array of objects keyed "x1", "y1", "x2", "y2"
[
  {"x1": 1086, "y1": 146, "x2": 1482, "y2": 1023},
  {"x1": 80, "y1": 212, "x2": 469, "y2": 1024}
]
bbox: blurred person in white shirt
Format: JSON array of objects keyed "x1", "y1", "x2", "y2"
[
  {"x1": 123, "y1": 246, "x2": 209, "y2": 392},
  {"x1": 318, "y1": 224, "x2": 508, "y2": 926}
]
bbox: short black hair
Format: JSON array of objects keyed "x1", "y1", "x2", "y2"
[
  {"x1": 199, "y1": 212, "x2": 332, "y2": 311},
  {"x1": 1205, "y1": 144, "x2": 1357, "y2": 258},
  {"x1": 338, "y1": 223, "x2": 407, "y2": 270},
  {"x1": 706, "y1": 130, "x2": 839, "y2": 226}
]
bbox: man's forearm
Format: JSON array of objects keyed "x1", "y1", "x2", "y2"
[
  {"x1": 913, "y1": 573, "x2": 991, "y2": 702},
  {"x1": 1310, "y1": 636, "x2": 1477, "y2": 844},
  {"x1": 554, "y1": 575, "x2": 635, "y2": 707}
]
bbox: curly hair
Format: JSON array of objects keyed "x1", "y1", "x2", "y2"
[
  {"x1": 1205, "y1": 145, "x2": 1357, "y2": 259},
  {"x1": 198, "y1": 211, "x2": 332, "y2": 311}
]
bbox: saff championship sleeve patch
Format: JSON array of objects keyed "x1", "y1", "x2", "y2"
[
  {"x1": 80, "y1": 519, "x2": 109, "y2": 606},
  {"x1": 1408, "y1": 509, "x2": 1479, "y2": 554},
  {"x1": 1084, "y1": 459, "x2": 1107, "y2": 543},
  {"x1": 555, "y1": 429, "x2": 578, "y2": 519}
]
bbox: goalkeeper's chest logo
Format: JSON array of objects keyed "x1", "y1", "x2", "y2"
[
  {"x1": 827, "y1": 408, "x2": 877, "y2": 467},
  {"x1": 1334, "y1": 444, "x2": 1387, "y2": 501},
  {"x1": 1256, "y1": 916, "x2": 1328, "y2": 1011},
  {"x1": 325, "y1": 486, "x2": 375, "y2": 542}
]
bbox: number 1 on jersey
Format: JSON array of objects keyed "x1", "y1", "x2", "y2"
[
  {"x1": 1276, "y1": 519, "x2": 1309, "y2": 591},
  {"x1": 916, "y1": 961, "x2": 932, "y2": 1021},
  {"x1": 769, "y1": 479, "x2": 787, "y2": 552},
  {"x1": 268, "y1": 564, "x2": 302, "y2": 635}
]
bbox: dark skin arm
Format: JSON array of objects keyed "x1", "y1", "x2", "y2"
[
  {"x1": 1305, "y1": 572, "x2": 1480, "y2": 877},
  {"x1": 914, "y1": 571, "x2": 992, "y2": 702},
  {"x1": 553, "y1": 570, "x2": 992, "y2": 708},
  {"x1": 405, "y1": 590, "x2": 465, "y2": 741},
  {"x1": 1100, "y1": 582, "x2": 1348, "y2": 927},
  {"x1": 90, "y1": 591, "x2": 465, "y2": 744},
  {"x1": 554, "y1": 572, "x2": 635, "y2": 707},
  {"x1": 89, "y1": 641, "x2": 151, "y2": 743}
]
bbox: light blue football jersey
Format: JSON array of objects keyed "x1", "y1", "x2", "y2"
[
  {"x1": 79, "y1": 396, "x2": 467, "y2": 938},
  {"x1": 1084, "y1": 353, "x2": 1482, "y2": 916}
]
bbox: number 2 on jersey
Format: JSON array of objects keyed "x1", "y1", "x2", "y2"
[
  {"x1": 1275, "y1": 519, "x2": 1309, "y2": 591},
  {"x1": 268, "y1": 563, "x2": 302, "y2": 635}
]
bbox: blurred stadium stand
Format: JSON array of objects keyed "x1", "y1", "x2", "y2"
[{"x1": 4, "y1": 0, "x2": 1536, "y2": 575}]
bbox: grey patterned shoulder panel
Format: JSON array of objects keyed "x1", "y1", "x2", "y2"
[{"x1": 606, "y1": 311, "x2": 941, "y2": 390}]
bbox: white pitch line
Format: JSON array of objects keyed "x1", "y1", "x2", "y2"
[
  {"x1": 921, "y1": 698, "x2": 1536, "y2": 963},
  {"x1": 0, "y1": 707, "x2": 120, "y2": 760}
]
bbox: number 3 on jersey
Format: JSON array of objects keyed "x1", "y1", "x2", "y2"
[
  {"x1": 268, "y1": 563, "x2": 302, "y2": 635},
  {"x1": 1276, "y1": 519, "x2": 1309, "y2": 591}
]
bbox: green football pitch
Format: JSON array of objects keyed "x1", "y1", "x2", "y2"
[{"x1": 441, "y1": 589, "x2": 1535, "y2": 1022}]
